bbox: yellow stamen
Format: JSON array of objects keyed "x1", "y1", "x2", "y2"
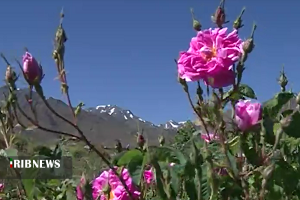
[
  {"x1": 109, "y1": 190, "x2": 114, "y2": 200},
  {"x1": 201, "y1": 47, "x2": 217, "y2": 61}
]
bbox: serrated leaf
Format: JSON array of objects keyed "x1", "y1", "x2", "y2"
[
  {"x1": 239, "y1": 84, "x2": 257, "y2": 99},
  {"x1": 262, "y1": 117, "x2": 276, "y2": 145},
  {"x1": 127, "y1": 153, "x2": 145, "y2": 186},
  {"x1": 222, "y1": 84, "x2": 256, "y2": 107},
  {"x1": 263, "y1": 92, "x2": 294, "y2": 118},
  {"x1": 148, "y1": 146, "x2": 187, "y2": 165},
  {"x1": 282, "y1": 111, "x2": 300, "y2": 138},
  {"x1": 117, "y1": 149, "x2": 143, "y2": 166},
  {"x1": 227, "y1": 136, "x2": 240, "y2": 155}
]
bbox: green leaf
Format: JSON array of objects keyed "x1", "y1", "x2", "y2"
[
  {"x1": 151, "y1": 160, "x2": 168, "y2": 199},
  {"x1": 169, "y1": 164, "x2": 182, "y2": 194},
  {"x1": 281, "y1": 109, "x2": 294, "y2": 118},
  {"x1": 111, "y1": 151, "x2": 127, "y2": 165},
  {"x1": 238, "y1": 84, "x2": 257, "y2": 99},
  {"x1": 240, "y1": 139, "x2": 261, "y2": 166},
  {"x1": 222, "y1": 84, "x2": 256, "y2": 107},
  {"x1": 66, "y1": 185, "x2": 77, "y2": 200},
  {"x1": 226, "y1": 151, "x2": 239, "y2": 177},
  {"x1": 5, "y1": 147, "x2": 18, "y2": 157},
  {"x1": 184, "y1": 179, "x2": 197, "y2": 200},
  {"x1": 22, "y1": 179, "x2": 35, "y2": 200},
  {"x1": 282, "y1": 111, "x2": 300, "y2": 138},
  {"x1": 262, "y1": 117, "x2": 276, "y2": 145},
  {"x1": 117, "y1": 149, "x2": 143, "y2": 166},
  {"x1": 227, "y1": 136, "x2": 240, "y2": 155},
  {"x1": 127, "y1": 153, "x2": 146, "y2": 186},
  {"x1": 263, "y1": 92, "x2": 294, "y2": 118},
  {"x1": 148, "y1": 146, "x2": 187, "y2": 165}
]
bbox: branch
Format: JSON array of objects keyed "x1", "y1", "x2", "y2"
[{"x1": 37, "y1": 93, "x2": 134, "y2": 199}]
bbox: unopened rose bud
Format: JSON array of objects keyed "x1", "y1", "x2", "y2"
[
  {"x1": 137, "y1": 133, "x2": 145, "y2": 148},
  {"x1": 214, "y1": 7, "x2": 226, "y2": 27},
  {"x1": 233, "y1": 7, "x2": 245, "y2": 30},
  {"x1": 5, "y1": 66, "x2": 16, "y2": 83},
  {"x1": 190, "y1": 8, "x2": 201, "y2": 31},
  {"x1": 242, "y1": 38, "x2": 254, "y2": 54},
  {"x1": 277, "y1": 67, "x2": 288, "y2": 92},
  {"x1": 193, "y1": 19, "x2": 201, "y2": 31},
  {"x1": 178, "y1": 76, "x2": 188, "y2": 93},
  {"x1": 0, "y1": 183, "x2": 4, "y2": 192},
  {"x1": 76, "y1": 174, "x2": 86, "y2": 200},
  {"x1": 114, "y1": 139, "x2": 122, "y2": 153},
  {"x1": 22, "y1": 52, "x2": 44, "y2": 85}
]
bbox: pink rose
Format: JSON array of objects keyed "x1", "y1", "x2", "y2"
[
  {"x1": 178, "y1": 27, "x2": 243, "y2": 88},
  {"x1": 0, "y1": 183, "x2": 4, "y2": 192},
  {"x1": 76, "y1": 175, "x2": 86, "y2": 200},
  {"x1": 201, "y1": 133, "x2": 219, "y2": 143},
  {"x1": 235, "y1": 100, "x2": 262, "y2": 131},
  {"x1": 92, "y1": 168, "x2": 140, "y2": 200},
  {"x1": 143, "y1": 169, "x2": 154, "y2": 184}
]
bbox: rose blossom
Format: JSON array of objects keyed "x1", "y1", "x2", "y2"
[
  {"x1": 143, "y1": 169, "x2": 154, "y2": 184},
  {"x1": 76, "y1": 176, "x2": 85, "y2": 200},
  {"x1": 235, "y1": 100, "x2": 262, "y2": 131},
  {"x1": 201, "y1": 133, "x2": 219, "y2": 143},
  {"x1": 178, "y1": 27, "x2": 243, "y2": 88},
  {"x1": 92, "y1": 168, "x2": 140, "y2": 200},
  {"x1": 0, "y1": 183, "x2": 4, "y2": 192}
]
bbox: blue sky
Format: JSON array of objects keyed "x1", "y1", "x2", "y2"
[{"x1": 0, "y1": 1, "x2": 299, "y2": 124}]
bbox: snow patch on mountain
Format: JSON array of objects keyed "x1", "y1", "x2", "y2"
[{"x1": 89, "y1": 104, "x2": 186, "y2": 129}]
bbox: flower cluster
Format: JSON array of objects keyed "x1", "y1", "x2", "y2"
[{"x1": 178, "y1": 27, "x2": 243, "y2": 88}]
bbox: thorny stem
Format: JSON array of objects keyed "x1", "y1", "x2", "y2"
[
  {"x1": 51, "y1": 12, "x2": 133, "y2": 197},
  {"x1": 53, "y1": 9, "x2": 77, "y2": 125},
  {"x1": 186, "y1": 90, "x2": 210, "y2": 138},
  {"x1": 27, "y1": 89, "x2": 38, "y2": 123},
  {"x1": 13, "y1": 101, "x2": 80, "y2": 139},
  {"x1": 37, "y1": 94, "x2": 133, "y2": 199},
  {"x1": 0, "y1": 117, "x2": 9, "y2": 148},
  {"x1": 0, "y1": 55, "x2": 27, "y2": 197},
  {"x1": 183, "y1": 86, "x2": 218, "y2": 197}
]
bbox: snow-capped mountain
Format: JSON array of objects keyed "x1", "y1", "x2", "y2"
[
  {"x1": 88, "y1": 104, "x2": 186, "y2": 130},
  {"x1": 159, "y1": 120, "x2": 187, "y2": 129}
]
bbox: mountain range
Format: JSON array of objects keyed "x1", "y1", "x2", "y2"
[
  {"x1": 2, "y1": 86, "x2": 296, "y2": 147},
  {"x1": 0, "y1": 86, "x2": 186, "y2": 146}
]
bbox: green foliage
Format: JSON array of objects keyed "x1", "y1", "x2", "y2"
[
  {"x1": 173, "y1": 121, "x2": 196, "y2": 151},
  {"x1": 263, "y1": 92, "x2": 295, "y2": 118}
]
